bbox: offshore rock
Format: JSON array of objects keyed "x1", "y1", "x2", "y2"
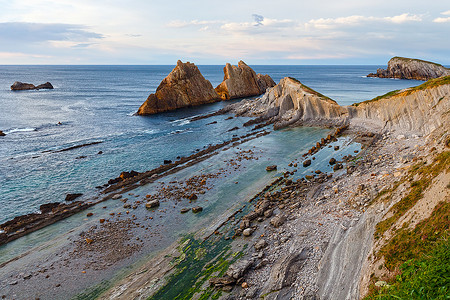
[
  {"x1": 137, "y1": 60, "x2": 221, "y2": 115},
  {"x1": 0, "y1": 130, "x2": 5, "y2": 136},
  {"x1": 367, "y1": 57, "x2": 450, "y2": 81},
  {"x1": 10, "y1": 81, "x2": 53, "y2": 90},
  {"x1": 215, "y1": 61, "x2": 275, "y2": 100}
]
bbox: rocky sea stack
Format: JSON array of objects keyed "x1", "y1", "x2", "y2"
[
  {"x1": 215, "y1": 60, "x2": 276, "y2": 100},
  {"x1": 367, "y1": 57, "x2": 450, "y2": 81},
  {"x1": 11, "y1": 81, "x2": 54, "y2": 91},
  {"x1": 137, "y1": 60, "x2": 275, "y2": 115},
  {"x1": 137, "y1": 60, "x2": 221, "y2": 115}
]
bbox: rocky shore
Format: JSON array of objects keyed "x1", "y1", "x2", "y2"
[
  {"x1": 1, "y1": 66, "x2": 448, "y2": 300},
  {"x1": 367, "y1": 57, "x2": 450, "y2": 81}
]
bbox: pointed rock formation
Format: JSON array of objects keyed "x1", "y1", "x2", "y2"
[
  {"x1": 215, "y1": 61, "x2": 275, "y2": 100},
  {"x1": 137, "y1": 60, "x2": 221, "y2": 115},
  {"x1": 367, "y1": 57, "x2": 450, "y2": 81}
]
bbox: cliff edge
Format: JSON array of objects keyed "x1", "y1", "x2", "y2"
[
  {"x1": 367, "y1": 57, "x2": 450, "y2": 81},
  {"x1": 137, "y1": 60, "x2": 221, "y2": 115}
]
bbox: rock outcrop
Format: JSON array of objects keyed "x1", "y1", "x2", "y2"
[
  {"x1": 226, "y1": 75, "x2": 450, "y2": 135},
  {"x1": 215, "y1": 61, "x2": 275, "y2": 100},
  {"x1": 137, "y1": 60, "x2": 221, "y2": 115},
  {"x1": 226, "y1": 77, "x2": 350, "y2": 129},
  {"x1": 11, "y1": 81, "x2": 54, "y2": 90},
  {"x1": 367, "y1": 57, "x2": 450, "y2": 81}
]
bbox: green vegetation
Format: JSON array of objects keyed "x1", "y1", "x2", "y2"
[
  {"x1": 353, "y1": 75, "x2": 450, "y2": 106},
  {"x1": 287, "y1": 77, "x2": 334, "y2": 101},
  {"x1": 366, "y1": 236, "x2": 450, "y2": 299},
  {"x1": 375, "y1": 151, "x2": 450, "y2": 240},
  {"x1": 365, "y1": 151, "x2": 450, "y2": 299},
  {"x1": 391, "y1": 56, "x2": 447, "y2": 68}
]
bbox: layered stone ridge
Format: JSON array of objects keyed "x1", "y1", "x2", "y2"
[
  {"x1": 367, "y1": 57, "x2": 450, "y2": 81},
  {"x1": 137, "y1": 60, "x2": 221, "y2": 115}
]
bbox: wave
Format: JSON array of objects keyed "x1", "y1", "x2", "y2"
[
  {"x1": 170, "y1": 116, "x2": 192, "y2": 126},
  {"x1": 169, "y1": 128, "x2": 193, "y2": 135},
  {"x1": 4, "y1": 127, "x2": 37, "y2": 134}
]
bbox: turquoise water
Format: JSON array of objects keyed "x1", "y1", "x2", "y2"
[{"x1": 0, "y1": 65, "x2": 422, "y2": 224}]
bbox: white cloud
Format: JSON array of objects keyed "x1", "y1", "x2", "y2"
[
  {"x1": 384, "y1": 13, "x2": 422, "y2": 23},
  {"x1": 441, "y1": 10, "x2": 450, "y2": 15},
  {"x1": 433, "y1": 17, "x2": 450, "y2": 23},
  {"x1": 166, "y1": 20, "x2": 222, "y2": 28}
]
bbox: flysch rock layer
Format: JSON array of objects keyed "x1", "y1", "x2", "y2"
[
  {"x1": 228, "y1": 75, "x2": 450, "y2": 135},
  {"x1": 215, "y1": 60, "x2": 275, "y2": 100},
  {"x1": 137, "y1": 60, "x2": 221, "y2": 115},
  {"x1": 367, "y1": 56, "x2": 450, "y2": 81}
]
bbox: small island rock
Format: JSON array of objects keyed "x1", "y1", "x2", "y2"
[
  {"x1": 367, "y1": 57, "x2": 450, "y2": 81},
  {"x1": 137, "y1": 60, "x2": 221, "y2": 115},
  {"x1": 11, "y1": 81, "x2": 54, "y2": 90},
  {"x1": 215, "y1": 61, "x2": 275, "y2": 100}
]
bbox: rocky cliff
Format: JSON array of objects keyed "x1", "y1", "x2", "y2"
[
  {"x1": 215, "y1": 61, "x2": 275, "y2": 100},
  {"x1": 367, "y1": 57, "x2": 450, "y2": 81},
  {"x1": 229, "y1": 75, "x2": 450, "y2": 135},
  {"x1": 352, "y1": 76, "x2": 450, "y2": 135},
  {"x1": 137, "y1": 60, "x2": 221, "y2": 115}
]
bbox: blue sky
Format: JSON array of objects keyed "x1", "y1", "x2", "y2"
[{"x1": 0, "y1": 0, "x2": 449, "y2": 65}]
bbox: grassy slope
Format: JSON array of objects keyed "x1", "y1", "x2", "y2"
[{"x1": 353, "y1": 75, "x2": 450, "y2": 107}]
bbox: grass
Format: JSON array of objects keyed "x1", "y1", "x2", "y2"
[
  {"x1": 365, "y1": 236, "x2": 450, "y2": 300},
  {"x1": 287, "y1": 77, "x2": 334, "y2": 101},
  {"x1": 391, "y1": 56, "x2": 447, "y2": 68},
  {"x1": 374, "y1": 151, "x2": 450, "y2": 240},
  {"x1": 353, "y1": 75, "x2": 450, "y2": 106}
]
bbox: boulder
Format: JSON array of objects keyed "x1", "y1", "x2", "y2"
[
  {"x1": 11, "y1": 81, "x2": 54, "y2": 90},
  {"x1": 266, "y1": 165, "x2": 277, "y2": 171},
  {"x1": 270, "y1": 214, "x2": 286, "y2": 228},
  {"x1": 254, "y1": 239, "x2": 268, "y2": 250},
  {"x1": 215, "y1": 61, "x2": 275, "y2": 100},
  {"x1": 329, "y1": 158, "x2": 336, "y2": 165},
  {"x1": 303, "y1": 159, "x2": 311, "y2": 167},
  {"x1": 367, "y1": 57, "x2": 450, "y2": 81},
  {"x1": 65, "y1": 193, "x2": 83, "y2": 201},
  {"x1": 145, "y1": 200, "x2": 160, "y2": 209},
  {"x1": 0, "y1": 130, "x2": 5, "y2": 137},
  {"x1": 192, "y1": 206, "x2": 203, "y2": 213},
  {"x1": 119, "y1": 170, "x2": 139, "y2": 180},
  {"x1": 10, "y1": 82, "x2": 36, "y2": 90},
  {"x1": 137, "y1": 60, "x2": 221, "y2": 115},
  {"x1": 35, "y1": 82, "x2": 53, "y2": 89},
  {"x1": 226, "y1": 259, "x2": 253, "y2": 280}
]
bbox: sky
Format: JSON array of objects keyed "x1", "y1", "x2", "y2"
[{"x1": 0, "y1": 0, "x2": 449, "y2": 65}]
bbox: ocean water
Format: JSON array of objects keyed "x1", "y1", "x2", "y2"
[{"x1": 0, "y1": 65, "x2": 422, "y2": 225}]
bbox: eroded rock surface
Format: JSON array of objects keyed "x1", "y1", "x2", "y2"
[
  {"x1": 367, "y1": 57, "x2": 450, "y2": 80},
  {"x1": 215, "y1": 60, "x2": 275, "y2": 100},
  {"x1": 137, "y1": 60, "x2": 221, "y2": 115}
]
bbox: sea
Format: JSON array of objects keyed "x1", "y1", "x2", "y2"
[
  {"x1": 0, "y1": 65, "x2": 422, "y2": 225},
  {"x1": 0, "y1": 65, "x2": 426, "y2": 298}
]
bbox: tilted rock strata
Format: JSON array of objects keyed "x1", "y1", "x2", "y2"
[
  {"x1": 215, "y1": 61, "x2": 275, "y2": 100},
  {"x1": 11, "y1": 81, "x2": 53, "y2": 90},
  {"x1": 227, "y1": 75, "x2": 450, "y2": 135},
  {"x1": 227, "y1": 77, "x2": 351, "y2": 129},
  {"x1": 367, "y1": 57, "x2": 450, "y2": 81},
  {"x1": 137, "y1": 60, "x2": 221, "y2": 115}
]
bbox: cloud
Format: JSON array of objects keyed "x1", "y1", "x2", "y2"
[
  {"x1": 433, "y1": 10, "x2": 450, "y2": 22},
  {"x1": 166, "y1": 20, "x2": 222, "y2": 28},
  {"x1": 252, "y1": 14, "x2": 264, "y2": 26},
  {"x1": 384, "y1": 13, "x2": 422, "y2": 23},
  {"x1": 0, "y1": 22, "x2": 103, "y2": 43}
]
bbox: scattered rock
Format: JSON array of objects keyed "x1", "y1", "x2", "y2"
[
  {"x1": 254, "y1": 239, "x2": 267, "y2": 250},
  {"x1": 86, "y1": 212, "x2": 93, "y2": 217},
  {"x1": 242, "y1": 228, "x2": 253, "y2": 236},
  {"x1": 270, "y1": 214, "x2": 286, "y2": 228},
  {"x1": 163, "y1": 159, "x2": 172, "y2": 164},
  {"x1": 329, "y1": 157, "x2": 336, "y2": 165},
  {"x1": 192, "y1": 206, "x2": 203, "y2": 213},
  {"x1": 180, "y1": 208, "x2": 190, "y2": 214},
  {"x1": 65, "y1": 193, "x2": 83, "y2": 201},
  {"x1": 334, "y1": 146, "x2": 340, "y2": 151},
  {"x1": 303, "y1": 160, "x2": 311, "y2": 167},
  {"x1": 112, "y1": 194, "x2": 122, "y2": 200},
  {"x1": 145, "y1": 200, "x2": 160, "y2": 209},
  {"x1": 188, "y1": 194, "x2": 198, "y2": 200},
  {"x1": 266, "y1": 165, "x2": 277, "y2": 171},
  {"x1": 226, "y1": 259, "x2": 253, "y2": 280}
]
